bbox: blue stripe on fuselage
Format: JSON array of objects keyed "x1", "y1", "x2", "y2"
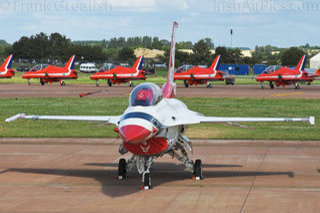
[{"x1": 121, "y1": 112, "x2": 164, "y2": 129}]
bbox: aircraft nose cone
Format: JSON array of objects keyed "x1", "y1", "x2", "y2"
[{"x1": 119, "y1": 125, "x2": 152, "y2": 144}]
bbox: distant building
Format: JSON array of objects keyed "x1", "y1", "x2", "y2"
[{"x1": 310, "y1": 53, "x2": 320, "y2": 69}]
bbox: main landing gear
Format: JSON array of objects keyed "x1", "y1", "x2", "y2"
[
  {"x1": 60, "y1": 80, "x2": 66, "y2": 86},
  {"x1": 206, "y1": 82, "x2": 212, "y2": 88},
  {"x1": 28, "y1": 79, "x2": 31, "y2": 86},
  {"x1": 96, "y1": 80, "x2": 100, "y2": 87},
  {"x1": 118, "y1": 158, "x2": 127, "y2": 180},
  {"x1": 108, "y1": 80, "x2": 112, "y2": 87},
  {"x1": 294, "y1": 82, "x2": 300, "y2": 90},
  {"x1": 129, "y1": 82, "x2": 135, "y2": 87},
  {"x1": 269, "y1": 81, "x2": 274, "y2": 89},
  {"x1": 116, "y1": 137, "x2": 203, "y2": 190}
]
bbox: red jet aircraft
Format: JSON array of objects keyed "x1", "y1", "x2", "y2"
[
  {"x1": 256, "y1": 55, "x2": 316, "y2": 89},
  {"x1": 0, "y1": 55, "x2": 15, "y2": 79},
  {"x1": 90, "y1": 56, "x2": 146, "y2": 87},
  {"x1": 174, "y1": 55, "x2": 235, "y2": 88},
  {"x1": 23, "y1": 55, "x2": 77, "y2": 86}
]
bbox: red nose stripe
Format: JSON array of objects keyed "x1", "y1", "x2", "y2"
[{"x1": 120, "y1": 125, "x2": 152, "y2": 144}]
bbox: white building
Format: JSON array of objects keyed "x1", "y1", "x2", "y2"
[{"x1": 310, "y1": 53, "x2": 320, "y2": 69}]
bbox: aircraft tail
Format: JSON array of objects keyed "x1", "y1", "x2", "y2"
[
  {"x1": 0, "y1": 55, "x2": 13, "y2": 70},
  {"x1": 132, "y1": 55, "x2": 144, "y2": 71},
  {"x1": 162, "y1": 22, "x2": 178, "y2": 99},
  {"x1": 315, "y1": 67, "x2": 320, "y2": 76},
  {"x1": 209, "y1": 55, "x2": 221, "y2": 71},
  {"x1": 64, "y1": 55, "x2": 76, "y2": 70},
  {"x1": 295, "y1": 55, "x2": 306, "y2": 72}
]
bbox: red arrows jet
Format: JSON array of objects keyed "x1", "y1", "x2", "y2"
[
  {"x1": 23, "y1": 55, "x2": 77, "y2": 86},
  {"x1": 174, "y1": 55, "x2": 235, "y2": 88},
  {"x1": 0, "y1": 55, "x2": 15, "y2": 79},
  {"x1": 90, "y1": 56, "x2": 146, "y2": 87},
  {"x1": 256, "y1": 55, "x2": 315, "y2": 89}
]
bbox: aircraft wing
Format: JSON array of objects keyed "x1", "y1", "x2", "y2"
[
  {"x1": 198, "y1": 116, "x2": 315, "y2": 125},
  {"x1": 5, "y1": 114, "x2": 121, "y2": 125},
  {"x1": 161, "y1": 108, "x2": 315, "y2": 127}
]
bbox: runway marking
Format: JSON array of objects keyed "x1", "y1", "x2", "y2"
[{"x1": 272, "y1": 92, "x2": 305, "y2": 97}]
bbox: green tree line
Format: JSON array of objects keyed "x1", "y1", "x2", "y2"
[{"x1": 0, "y1": 33, "x2": 316, "y2": 68}]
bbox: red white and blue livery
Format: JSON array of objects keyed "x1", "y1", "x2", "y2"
[
  {"x1": 6, "y1": 23, "x2": 315, "y2": 190},
  {"x1": 91, "y1": 56, "x2": 146, "y2": 87},
  {"x1": 0, "y1": 55, "x2": 15, "y2": 79},
  {"x1": 22, "y1": 55, "x2": 78, "y2": 86}
]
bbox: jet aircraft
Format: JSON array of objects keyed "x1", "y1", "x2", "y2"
[
  {"x1": 91, "y1": 56, "x2": 146, "y2": 87},
  {"x1": 23, "y1": 55, "x2": 77, "y2": 86},
  {"x1": 256, "y1": 56, "x2": 316, "y2": 89},
  {"x1": 6, "y1": 22, "x2": 315, "y2": 189},
  {"x1": 174, "y1": 55, "x2": 235, "y2": 88}
]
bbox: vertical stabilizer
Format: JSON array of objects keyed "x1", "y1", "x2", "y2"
[
  {"x1": 209, "y1": 55, "x2": 221, "y2": 71},
  {"x1": 64, "y1": 55, "x2": 76, "y2": 71},
  {"x1": 162, "y1": 22, "x2": 178, "y2": 99},
  {"x1": 132, "y1": 55, "x2": 144, "y2": 71},
  {"x1": 0, "y1": 55, "x2": 13, "y2": 71},
  {"x1": 295, "y1": 55, "x2": 306, "y2": 72}
]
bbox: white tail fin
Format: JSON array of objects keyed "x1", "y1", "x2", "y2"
[{"x1": 162, "y1": 22, "x2": 178, "y2": 99}]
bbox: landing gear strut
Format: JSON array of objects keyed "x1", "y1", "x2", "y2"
[
  {"x1": 269, "y1": 81, "x2": 274, "y2": 89},
  {"x1": 129, "y1": 82, "x2": 135, "y2": 87},
  {"x1": 207, "y1": 83, "x2": 212, "y2": 88},
  {"x1": 96, "y1": 80, "x2": 100, "y2": 87},
  {"x1": 136, "y1": 156, "x2": 155, "y2": 190},
  {"x1": 184, "y1": 80, "x2": 189, "y2": 88},
  {"x1": 295, "y1": 82, "x2": 300, "y2": 90},
  {"x1": 60, "y1": 80, "x2": 66, "y2": 86},
  {"x1": 28, "y1": 79, "x2": 31, "y2": 86},
  {"x1": 40, "y1": 79, "x2": 45, "y2": 86},
  {"x1": 108, "y1": 80, "x2": 112, "y2": 87}
]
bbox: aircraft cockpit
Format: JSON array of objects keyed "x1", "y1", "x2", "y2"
[
  {"x1": 129, "y1": 83, "x2": 162, "y2": 107},
  {"x1": 100, "y1": 64, "x2": 116, "y2": 72},
  {"x1": 30, "y1": 64, "x2": 49, "y2": 72},
  {"x1": 175, "y1": 65, "x2": 194, "y2": 73},
  {"x1": 262, "y1": 65, "x2": 282, "y2": 74}
]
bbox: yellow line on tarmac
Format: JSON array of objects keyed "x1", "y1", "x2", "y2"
[{"x1": 272, "y1": 92, "x2": 305, "y2": 97}]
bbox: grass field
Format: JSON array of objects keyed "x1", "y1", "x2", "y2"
[{"x1": 0, "y1": 97, "x2": 319, "y2": 140}]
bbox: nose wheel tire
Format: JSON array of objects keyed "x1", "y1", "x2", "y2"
[
  {"x1": 118, "y1": 159, "x2": 127, "y2": 180},
  {"x1": 61, "y1": 81, "x2": 66, "y2": 86},
  {"x1": 193, "y1": 159, "x2": 203, "y2": 180}
]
